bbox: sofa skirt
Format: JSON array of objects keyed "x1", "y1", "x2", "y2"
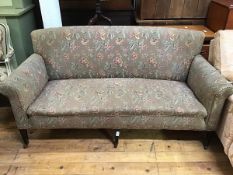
[{"x1": 28, "y1": 115, "x2": 206, "y2": 131}]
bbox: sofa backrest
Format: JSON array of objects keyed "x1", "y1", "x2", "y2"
[{"x1": 31, "y1": 26, "x2": 204, "y2": 81}]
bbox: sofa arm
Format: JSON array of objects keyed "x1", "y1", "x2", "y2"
[
  {"x1": 0, "y1": 54, "x2": 48, "y2": 129},
  {"x1": 217, "y1": 95, "x2": 233, "y2": 155},
  {"x1": 187, "y1": 55, "x2": 233, "y2": 130}
]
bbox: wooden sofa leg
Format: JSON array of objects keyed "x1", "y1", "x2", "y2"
[
  {"x1": 202, "y1": 132, "x2": 212, "y2": 150},
  {"x1": 19, "y1": 129, "x2": 29, "y2": 148},
  {"x1": 114, "y1": 130, "x2": 120, "y2": 148}
]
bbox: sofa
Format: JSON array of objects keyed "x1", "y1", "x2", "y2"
[
  {"x1": 0, "y1": 26, "x2": 232, "y2": 148},
  {"x1": 209, "y1": 30, "x2": 233, "y2": 166}
]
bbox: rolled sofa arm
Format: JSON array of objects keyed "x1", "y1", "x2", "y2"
[
  {"x1": 217, "y1": 95, "x2": 233, "y2": 155},
  {"x1": 188, "y1": 55, "x2": 233, "y2": 130},
  {"x1": 0, "y1": 54, "x2": 48, "y2": 129}
]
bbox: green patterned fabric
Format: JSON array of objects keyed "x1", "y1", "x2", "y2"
[
  {"x1": 0, "y1": 54, "x2": 48, "y2": 128},
  {"x1": 31, "y1": 26, "x2": 204, "y2": 81},
  {"x1": 27, "y1": 78, "x2": 207, "y2": 130},
  {"x1": 28, "y1": 115, "x2": 206, "y2": 130},
  {"x1": 0, "y1": 26, "x2": 232, "y2": 132},
  {"x1": 27, "y1": 78, "x2": 207, "y2": 118},
  {"x1": 188, "y1": 55, "x2": 233, "y2": 130}
]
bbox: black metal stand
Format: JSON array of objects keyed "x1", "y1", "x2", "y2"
[
  {"x1": 202, "y1": 132, "x2": 212, "y2": 150},
  {"x1": 88, "y1": 0, "x2": 112, "y2": 25},
  {"x1": 19, "y1": 129, "x2": 29, "y2": 148},
  {"x1": 113, "y1": 130, "x2": 120, "y2": 148},
  {"x1": 100, "y1": 129, "x2": 120, "y2": 148}
]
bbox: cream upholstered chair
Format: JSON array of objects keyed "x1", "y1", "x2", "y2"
[
  {"x1": 218, "y1": 95, "x2": 233, "y2": 166},
  {"x1": 0, "y1": 23, "x2": 14, "y2": 80},
  {"x1": 209, "y1": 30, "x2": 233, "y2": 166}
]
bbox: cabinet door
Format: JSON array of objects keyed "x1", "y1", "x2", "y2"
[
  {"x1": 182, "y1": 0, "x2": 199, "y2": 18},
  {"x1": 154, "y1": 0, "x2": 171, "y2": 19},
  {"x1": 196, "y1": 0, "x2": 212, "y2": 17},
  {"x1": 139, "y1": 0, "x2": 211, "y2": 20},
  {"x1": 168, "y1": 0, "x2": 185, "y2": 18},
  {"x1": 140, "y1": 0, "x2": 157, "y2": 19}
]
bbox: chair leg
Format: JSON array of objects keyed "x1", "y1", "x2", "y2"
[
  {"x1": 5, "y1": 62, "x2": 12, "y2": 75},
  {"x1": 113, "y1": 130, "x2": 120, "y2": 148},
  {"x1": 19, "y1": 129, "x2": 29, "y2": 148},
  {"x1": 202, "y1": 132, "x2": 212, "y2": 150}
]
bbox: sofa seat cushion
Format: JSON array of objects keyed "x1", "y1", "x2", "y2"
[{"x1": 27, "y1": 79, "x2": 207, "y2": 118}]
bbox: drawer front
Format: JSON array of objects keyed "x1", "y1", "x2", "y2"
[
  {"x1": 207, "y1": 1, "x2": 233, "y2": 32},
  {"x1": 226, "y1": 11, "x2": 233, "y2": 29},
  {"x1": 201, "y1": 45, "x2": 210, "y2": 59}
]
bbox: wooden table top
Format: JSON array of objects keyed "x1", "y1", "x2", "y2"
[
  {"x1": 158, "y1": 25, "x2": 215, "y2": 42},
  {"x1": 212, "y1": 0, "x2": 233, "y2": 8}
]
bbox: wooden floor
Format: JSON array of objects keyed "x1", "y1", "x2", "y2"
[{"x1": 0, "y1": 107, "x2": 233, "y2": 175}]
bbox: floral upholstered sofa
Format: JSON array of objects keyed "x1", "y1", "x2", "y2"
[
  {"x1": 0, "y1": 26, "x2": 232, "y2": 148},
  {"x1": 209, "y1": 30, "x2": 233, "y2": 166}
]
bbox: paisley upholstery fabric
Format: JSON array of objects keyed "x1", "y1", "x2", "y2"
[
  {"x1": 0, "y1": 54, "x2": 48, "y2": 128},
  {"x1": 0, "y1": 26, "x2": 232, "y2": 133},
  {"x1": 217, "y1": 95, "x2": 233, "y2": 166},
  {"x1": 188, "y1": 55, "x2": 233, "y2": 130},
  {"x1": 27, "y1": 79, "x2": 207, "y2": 118},
  {"x1": 28, "y1": 115, "x2": 206, "y2": 130},
  {"x1": 31, "y1": 26, "x2": 204, "y2": 81}
]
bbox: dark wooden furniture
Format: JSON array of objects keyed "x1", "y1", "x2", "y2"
[
  {"x1": 59, "y1": 0, "x2": 135, "y2": 25},
  {"x1": 135, "y1": 0, "x2": 219, "y2": 59},
  {"x1": 158, "y1": 25, "x2": 214, "y2": 42},
  {"x1": 88, "y1": 0, "x2": 112, "y2": 25},
  {"x1": 136, "y1": 0, "x2": 212, "y2": 25},
  {"x1": 60, "y1": 0, "x2": 133, "y2": 10},
  {"x1": 207, "y1": 0, "x2": 233, "y2": 32}
]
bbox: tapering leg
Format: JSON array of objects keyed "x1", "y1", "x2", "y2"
[
  {"x1": 5, "y1": 62, "x2": 12, "y2": 75},
  {"x1": 202, "y1": 132, "x2": 212, "y2": 150},
  {"x1": 113, "y1": 130, "x2": 120, "y2": 148},
  {"x1": 19, "y1": 129, "x2": 29, "y2": 148}
]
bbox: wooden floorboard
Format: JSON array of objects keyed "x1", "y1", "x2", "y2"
[{"x1": 0, "y1": 108, "x2": 232, "y2": 175}]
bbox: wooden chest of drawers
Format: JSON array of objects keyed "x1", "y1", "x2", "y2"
[
  {"x1": 137, "y1": 0, "x2": 211, "y2": 25},
  {"x1": 207, "y1": 0, "x2": 233, "y2": 32}
]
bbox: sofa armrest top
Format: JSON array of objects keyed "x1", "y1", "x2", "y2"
[
  {"x1": 0, "y1": 54, "x2": 48, "y2": 128},
  {"x1": 0, "y1": 53, "x2": 48, "y2": 110},
  {"x1": 188, "y1": 55, "x2": 233, "y2": 130}
]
